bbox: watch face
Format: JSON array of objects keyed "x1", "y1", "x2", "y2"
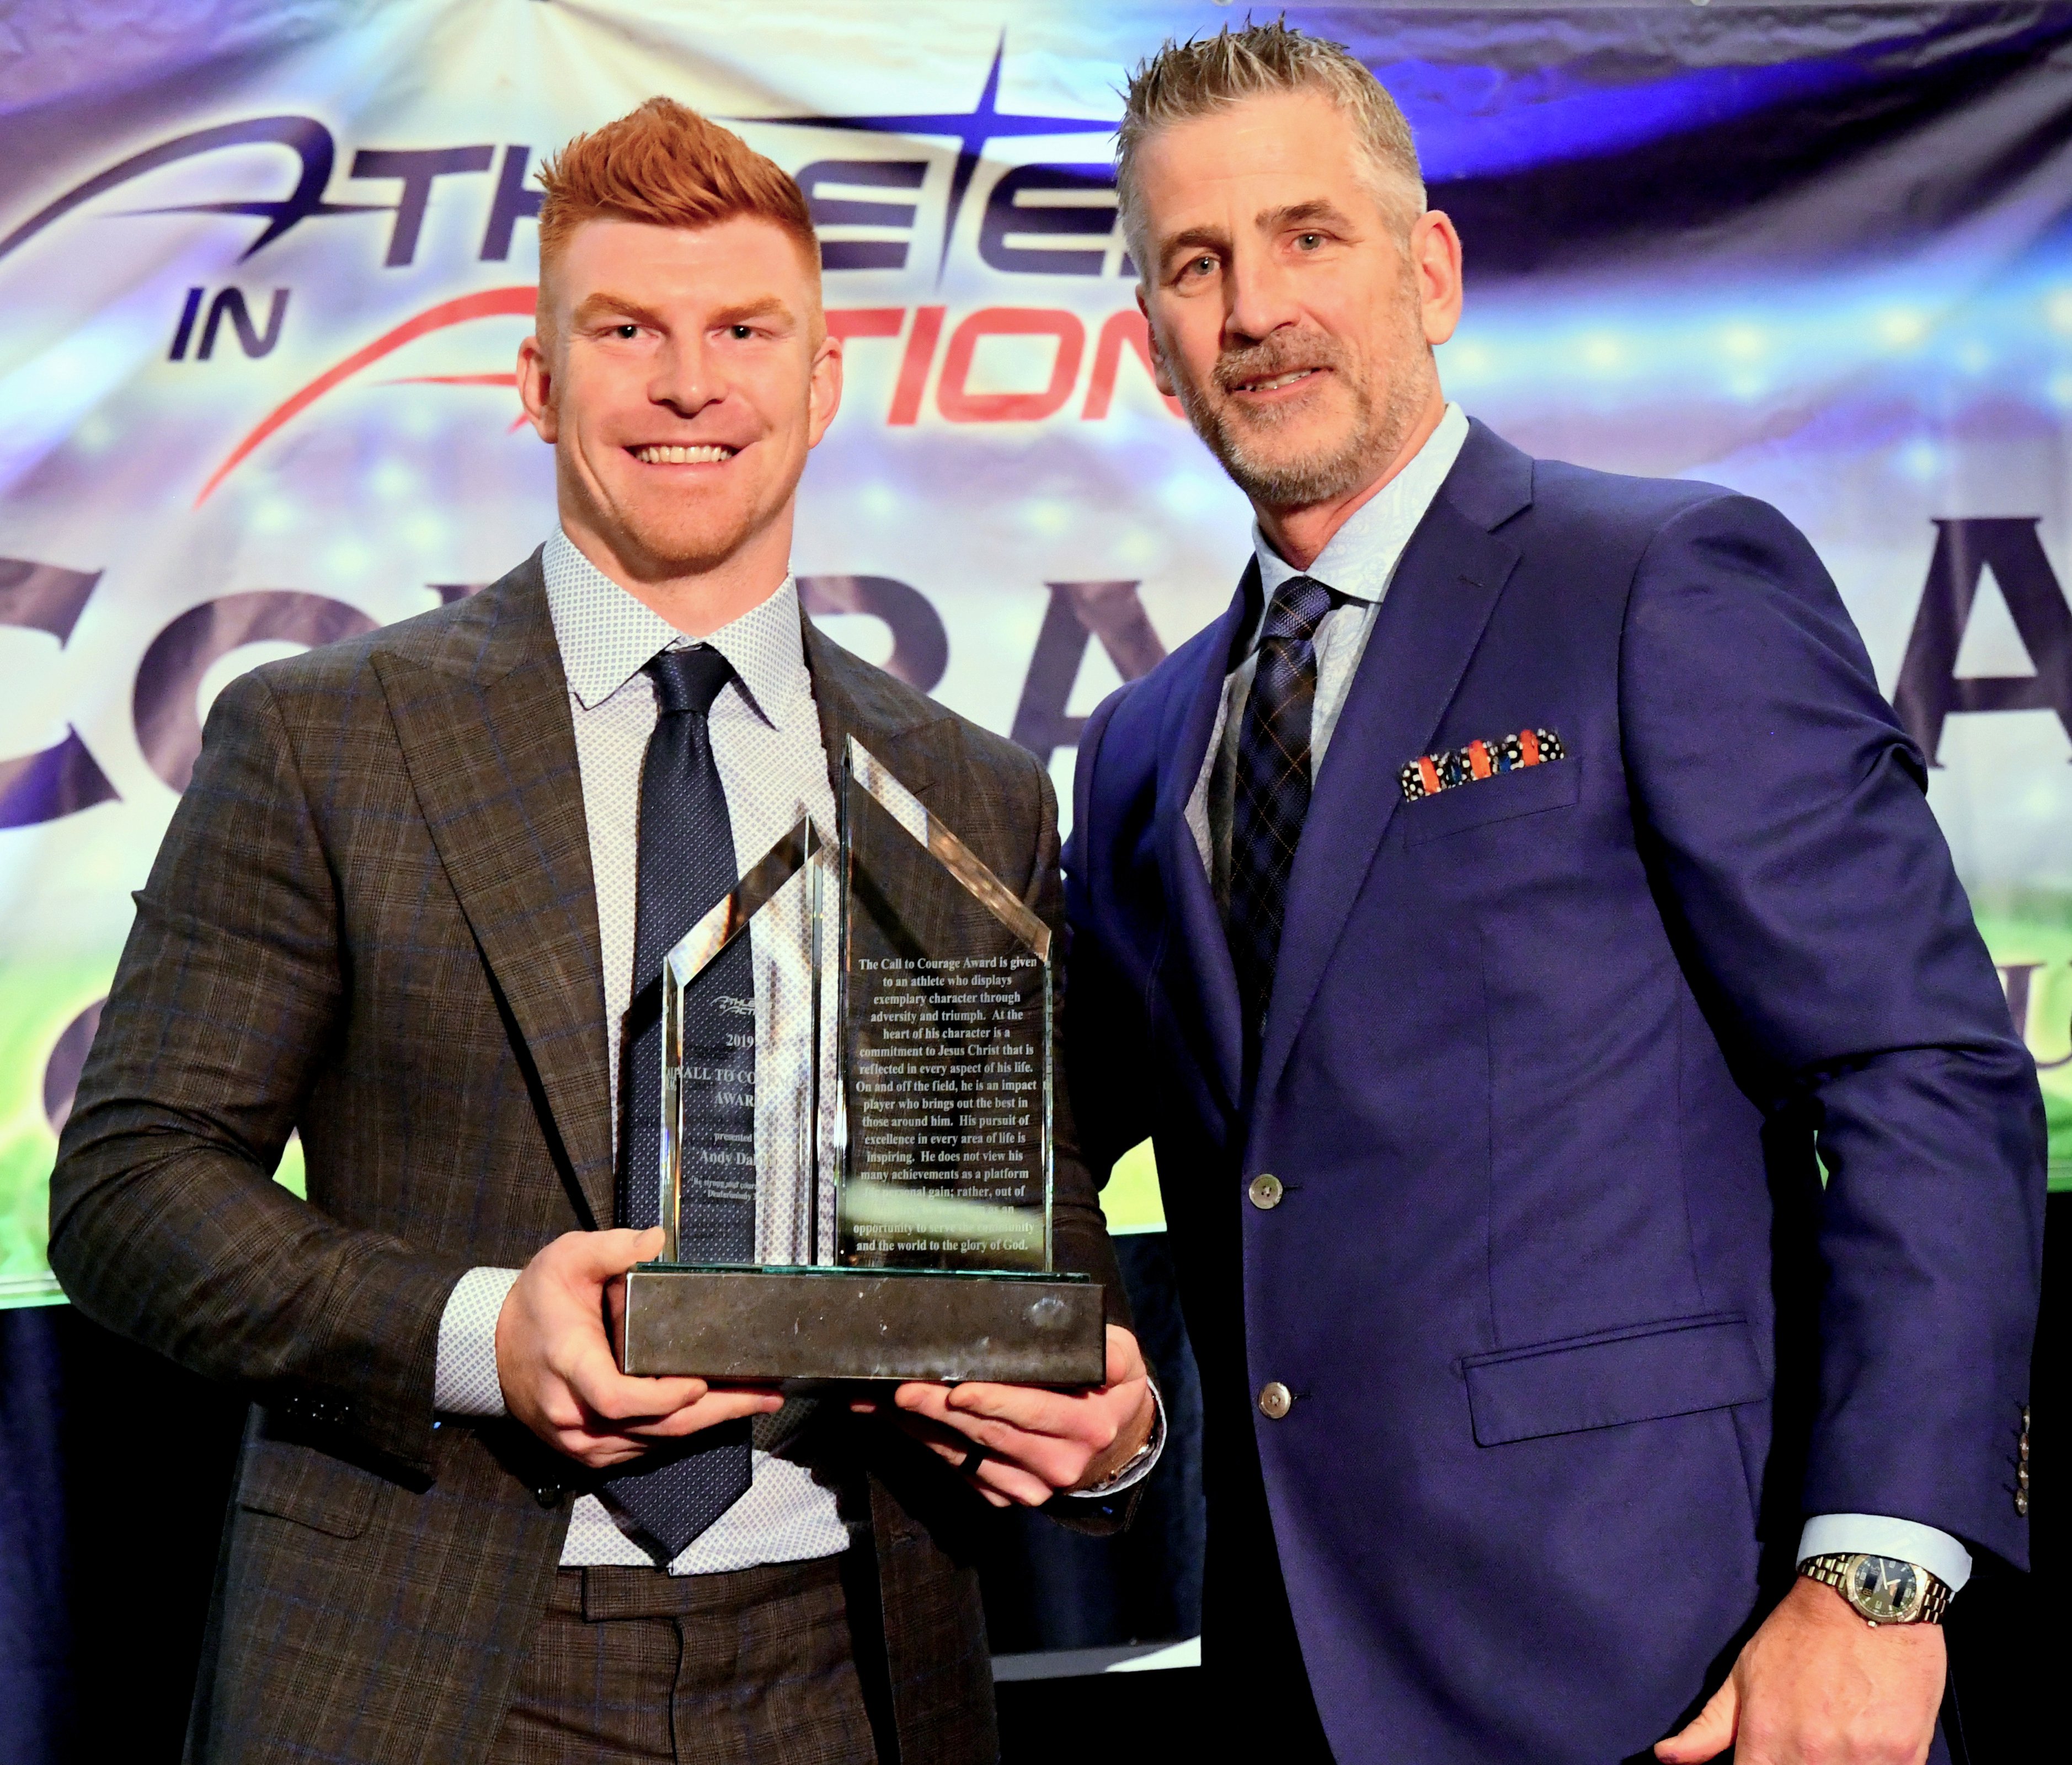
[{"x1": 1845, "y1": 1554, "x2": 1925, "y2": 1623}]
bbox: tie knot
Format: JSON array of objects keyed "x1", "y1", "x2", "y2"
[
  {"x1": 1261, "y1": 574, "x2": 1336, "y2": 648},
  {"x1": 646, "y1": 644, "x2": 734, "y2": 717}
]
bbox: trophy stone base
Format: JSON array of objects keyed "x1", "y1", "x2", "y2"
[{"x1": 620, "y1": 1265, "x2": 1107, "y2": 1385}]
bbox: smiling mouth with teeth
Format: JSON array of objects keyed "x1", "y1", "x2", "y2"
[
  {"x1": 630, "y1": 443, "x2": 736, "y2": 464},
  {"x1": 1236, "y1": 368, "x2": 1322, "y2": 394}
]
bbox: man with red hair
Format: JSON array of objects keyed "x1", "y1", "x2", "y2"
[{"x1": 51, "y1": 98, "x2": 1157, "y2": 1765}]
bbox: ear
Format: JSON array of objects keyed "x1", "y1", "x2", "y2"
[
  {"x1": 1137, "y1": 285, "x2": 1178, "y2": 399},
  {"x1": 516, "y1": 333, "x2": 557, "y2": 442},
  {"x1": 805, "y1": 328, "x2": 845, "y2": 449},
  {"x1": 1412, "y1": 210, "x2": 1464, "y2": 348}
]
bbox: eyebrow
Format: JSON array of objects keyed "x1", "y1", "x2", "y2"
[
  {"x1": 1157, "y1": 224, "x2": 1231, "y2": 270},
  {"x1": 568, "y1": 292, "x2": 797, "y2": 331},
  {"x1": 1257, "y1": 199, "x2": 1356, "y2": 233},
  {"x1": 709, "y1": 295, "x2": 793, "y2": 329},
  {"x1": 570, "y1": 291, "x2": 668, "y2": 331},
  {"x1": 1156, "y1": 199, "x2": 1359, "y2": 270}
]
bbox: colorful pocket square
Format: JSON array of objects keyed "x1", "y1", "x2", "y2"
[{"x1": 1399, "y1": 728, "x2": 1567, "y2": 801}]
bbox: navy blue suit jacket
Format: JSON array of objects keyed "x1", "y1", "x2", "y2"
[{"x1": 1062, "y1": 420, "x2": 2044, "y2": 1761}]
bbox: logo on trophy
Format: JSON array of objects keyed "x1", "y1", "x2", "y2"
[{"x1": 619, "y1": 738, "x2": 1105, "y2": 1384}]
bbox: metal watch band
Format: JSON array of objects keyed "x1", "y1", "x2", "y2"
[
  {"x1": 1075, "y1": 1381, "x2": 1166, "y2": 1498},
  {"x1": 1799, "y1": 1552, "x2": 1952, "y2": 1625}
]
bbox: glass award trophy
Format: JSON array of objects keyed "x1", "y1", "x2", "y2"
[{"x1": 618, "y1": 739, "x2": 1104, "y2": 1385}]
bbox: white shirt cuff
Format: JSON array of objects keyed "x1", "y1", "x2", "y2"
[
  {"x1": 1797, "y1": 1513, "x2": 1973, "y2": 1593},
  {"x1": 433, "y1": 1266, "x2": 522, "y2": 1416},
  {"x1": 1075, "y1": 1380, "x2": 1167, "y2": 1497}
]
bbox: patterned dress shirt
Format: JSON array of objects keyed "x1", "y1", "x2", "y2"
[{"x1": 434, "y1": 528, "x2": 850, "y2": 1575}]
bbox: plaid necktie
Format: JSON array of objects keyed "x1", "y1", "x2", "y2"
[
  {"x1": 602, "y1": 644, "x2": 755, "y2": 1565},
  {"x1": 1227, "y1": 574, "x2": 1336, "y2": 1049}
]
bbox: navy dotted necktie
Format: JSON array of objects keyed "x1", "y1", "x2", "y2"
[
  {"x1": 1227, "y1": 575, "x2": 1336, "y2": 1055},
  {"x1": 602, "y1": 644, "x2": 755, "y2": 1565}
]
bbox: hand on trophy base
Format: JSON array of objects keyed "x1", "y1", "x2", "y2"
[
  {"x1": 497, "y1": 1226, "x2": 783, "y2": 1469},
  {"x1": 853, "y1": 1324, "x2": 1157, "y2": 1507},
  {"x1": 622, "y1": 756, "x2": 1108, "y2": 1392}
]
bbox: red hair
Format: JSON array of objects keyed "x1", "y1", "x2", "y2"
[{"x1": 535, "y1": 98, "x2": 818, "y2": 327}]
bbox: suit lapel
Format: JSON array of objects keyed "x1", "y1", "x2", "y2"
[
  {"x1": 1255, "y1": 429, "x2": 1531, "y2": 1111},
  {"x1": 1151, "y1": 565, "x2": 1257, "y2": 1124},
  {"x1": 802, "y1": 613, "x2": 948, "y2": 800},
  {"x1": 375, "y1": 555, "x2": 616, "y2": 1231}
]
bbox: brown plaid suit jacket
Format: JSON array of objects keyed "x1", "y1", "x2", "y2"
[{"x1": 49, "y1": 550, "x2": 1126, "y2": 1765}]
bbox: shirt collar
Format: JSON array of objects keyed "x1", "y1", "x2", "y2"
[
  {"x1": 541, "y1": 527, "x2": 806, "y2": 725},
  {"x1": 1251, "y1": 400, "x2": 1472, "y2": 608}
]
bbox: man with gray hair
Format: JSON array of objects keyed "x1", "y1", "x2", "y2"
[{"x1": 1065, "y1": 21, "x2": 2041, "y2": 1765}]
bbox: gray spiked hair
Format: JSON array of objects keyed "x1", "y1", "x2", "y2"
[{"x1": 1115, "y1": 19, "x2": 1425, "y2": 272}]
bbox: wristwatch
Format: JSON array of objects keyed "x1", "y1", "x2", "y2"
[{"x1": 1799, "y1": 1552, "x2": 1952, "y2": 1626}]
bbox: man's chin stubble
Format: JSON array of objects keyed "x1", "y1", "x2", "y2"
[
  {"x1": 1183, "y1": 375, "x2": 1428, "y2": 511},
  {"x1": 623, "y1": 516, "x2": 760, "y2": 579},
  {"x1": 562, "y1": 450, "x2": 765, "y2": 581},
  {"x1": 1198, "y1": 399, "x2": 1381, "y2": 507},
  {"x1": 1216, "y1": 427, "x2": 1377, "y2": 506},
  {"x1": 599, "y1": 478, "x2": 766, "y2": 580}
]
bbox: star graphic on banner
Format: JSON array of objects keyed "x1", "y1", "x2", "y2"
[{"x1": 730, "y1": 34, "x2": 1119, "y2": 281}]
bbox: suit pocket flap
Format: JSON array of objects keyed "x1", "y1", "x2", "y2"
[
  {"x1": 237, "y1": 1431, "x2": 385, "y2": 1539},
  {"x1": 1462, "y1": 1312, "x2": 1765, "y2": 1446},
  {"x1": 1402, "y1": 757, "x2": 1580, "y2": 844}
]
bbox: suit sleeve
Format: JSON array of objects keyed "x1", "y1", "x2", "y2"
[
  {"x1": 1619, "y1": 492, "x2": 2044, "y2": 1569},
  {"x1": 49, "y1": 669, "x2": 465, "y2": 1475}
]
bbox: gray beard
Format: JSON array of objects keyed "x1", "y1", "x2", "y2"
[
  {"x1": 1188, "y1": 378, "x2": 1381, "y2": 506},
  {"x1": 1172, "y1": 320, "x2": 1430, "y2": 511}
]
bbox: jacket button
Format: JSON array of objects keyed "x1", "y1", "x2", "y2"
[
  {"x1": 1247, "y1": 1173, "x2": 1284, "y2": 1210},
  {"x1": 1258, "y1": 1381, "x2": 1293, "y2": 1420},
  {"x1": 533, "y1": 1484, "x2": 564, "y2": 1509}
]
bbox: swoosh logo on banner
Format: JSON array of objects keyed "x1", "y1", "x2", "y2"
[{"x1": 195, "y1": 284, "x2": 537, "y2": 505}]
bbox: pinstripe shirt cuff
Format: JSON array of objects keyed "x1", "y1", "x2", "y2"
[{"x1": 434, "y1": 1266, "x2": 521, "y2": 1416}]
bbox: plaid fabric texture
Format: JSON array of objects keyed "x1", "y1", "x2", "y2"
[
  {"x1": 47, "y1": 550, "x2": 1118, "y2": 1765},
  {"x1": 488, "y1": 1561, "x2": 877, "y2": 1765},
  {"x1": 1227, "y1": 575, "x2": 1337, "y2": 1041}
]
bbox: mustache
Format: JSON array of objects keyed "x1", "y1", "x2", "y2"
[{"x1": 1211, "y1": 330, "x2": 1346, "y2": 394}]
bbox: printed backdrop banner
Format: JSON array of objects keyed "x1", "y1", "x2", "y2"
[{"x1": 3, "y1": 1, "x2": 2072, "y2": 1308}]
